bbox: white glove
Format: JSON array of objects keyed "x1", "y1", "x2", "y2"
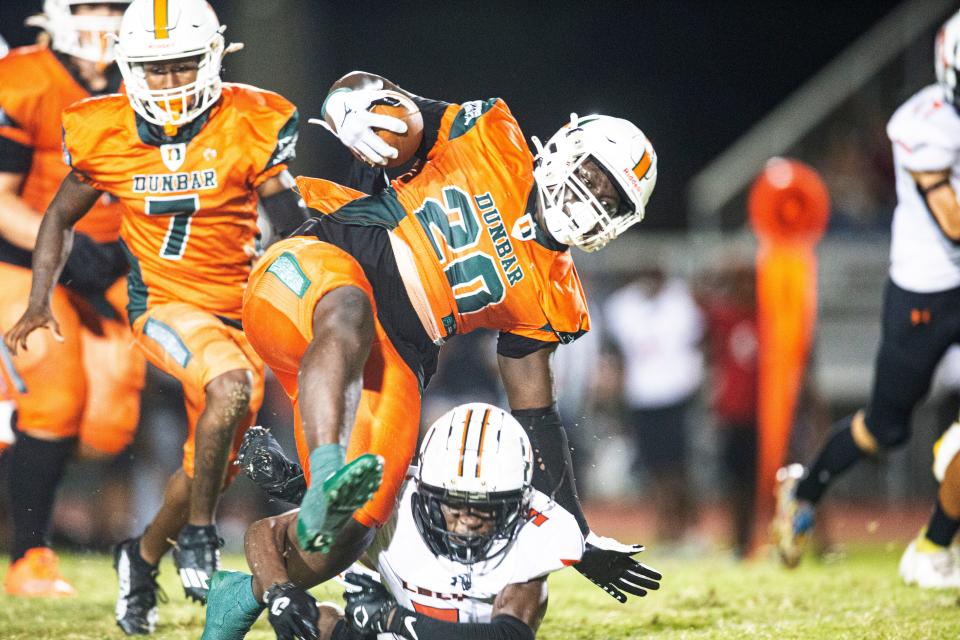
[{"x1": 309, "y1": 88, "x2": 408, "y2": 166}]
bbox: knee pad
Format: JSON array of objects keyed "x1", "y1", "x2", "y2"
[{"x1": 934, "y1": 422, "x2": 960, "y2": 482}]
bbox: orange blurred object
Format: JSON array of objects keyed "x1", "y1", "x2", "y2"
[
  {"x1": 3, "y1": 547, "x2": 77, "y2": 597},
  {"x1": 748, "y1": 158, "x2": 830, "y2": 555},
  {"x1": 748, "y1": 157, "x2": 830, "y2": 244}
]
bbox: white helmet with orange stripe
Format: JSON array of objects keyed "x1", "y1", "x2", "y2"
[
  {"x1": 26, "y1": 0, "x2": 131, "y2": 65},
  {"x1": 114, "y1": 0, "x2": 241, "y2": 128},
  {"x1": 413, "y1": 403, "x2": 533, "y2": 565},
  {"x1": 532, "y1": 114, "x2": 657, "y2": 252}
]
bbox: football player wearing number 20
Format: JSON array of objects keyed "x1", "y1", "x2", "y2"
[
  {"x1": 201, "y1": 70, "x2": 662, "y2": 640},
  {"x1": 3, "y1": 0, "x2": 307, "y2": 634}
]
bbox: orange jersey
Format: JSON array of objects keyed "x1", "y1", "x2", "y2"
[
  {"x1": 297, "y1": 98, "x2": 589, "y2": 345},
  {"x1": 0, "y1": 46, "x2": 123, "y2": 243},
  {"x1": 62, "y1": 83, "x2": 298, "y2": 321}
]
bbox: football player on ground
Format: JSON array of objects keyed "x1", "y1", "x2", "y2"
[
  {"x1": 773, "y1": 10, "x2": 960, "y2": 572},
  {"x1": 4, "y1": 0, "x2": 307, "y2": 632},
  {"x1": 900, "y1": 415, "x2": 960, "y2": 588},
  {"x1": 199, "y1": 70, "x2": 662, "y2": 640},
  {"x1": 0, "y1": 0, "x2": 145, "y2": 598},
  {"x1": 206, "y1": 403, "x2": 597, "y2": 640}
]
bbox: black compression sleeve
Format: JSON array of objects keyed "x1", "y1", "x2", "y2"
[
  {"x1": 512, "y1": 406, "x2": 589, "y2": 534},
  {"x1": 261, "y1": 188, "x2": 309, "y2": 240},
  {"x1": 496, "y1": 332, "x2": 556, "y2": 359},
  {"x1": 394, "y1": 611, "x2": 534, "y2": 640}
]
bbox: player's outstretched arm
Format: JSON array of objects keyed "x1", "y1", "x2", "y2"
[
  {"x1": 343, "y1": 573, "x2": 539, "y2": 640},
  {"x1": 912, "y1": 169, "x2": 960, "y2": 240},
  {"x1": 4, "y1": 171, "x2": 101, "y2": 354},
  {"x1": 497, "y1": 345, "x2": 663, "y2": 602}
]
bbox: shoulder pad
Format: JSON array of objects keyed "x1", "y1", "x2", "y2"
[{"x1": 887, "y1": 85, "x2": 960, "y2": 172}]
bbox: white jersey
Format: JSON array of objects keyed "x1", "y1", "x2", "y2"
[
  {"x1": 359, "y1": 480, "x2": 583, "y2": 633},
  {"x1": 887, "y1": 84, "x2": 960, "y2": 292}
]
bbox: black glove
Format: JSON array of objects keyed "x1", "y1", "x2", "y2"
[
  {"x1": 574, "y1": 535, "x2": 662, "y2": 603},
  {"x1": 343, "y1": 573, "x2": 404, "y2": 637},
  {"x1": 59, "y1": 234, "x2": 128, "y2": 297},
  {"x1": 265, "y1": 582, "x2": 321, "y2": 640},
  {"x1": 235, "y1": 426, "x2": 307, "y2": 504}
]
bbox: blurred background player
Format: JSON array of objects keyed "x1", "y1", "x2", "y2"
[
  {"x1": 210, "y1": 70, "x2": 662, "y2": 635},
  {"x1": 774, "y1": 10, "x2": 960, "y2": 569},
  {"x1": 603, "y1": 262, "x2": 704, "y2": 547},
  {"x1": 205, "y1": 404, "x2": 641, "y2": 640},
  {"x1": 0, "y1": 0, "x2": 146, "y2": 598},
  {"x1": 4, "y1": 0, "x2": 307, "y2": 631}
]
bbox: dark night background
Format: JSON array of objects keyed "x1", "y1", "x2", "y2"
[{"x1": 0, "y1": 1, "x2": 932, "y2": 227}]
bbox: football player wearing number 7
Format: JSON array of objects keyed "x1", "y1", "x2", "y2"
[
  {"x1": 3, "y1": 0, "x2": 307, "y2": 634},
  {"x1": 200, "y1": 71, "x2": 661, "y2": 639}
]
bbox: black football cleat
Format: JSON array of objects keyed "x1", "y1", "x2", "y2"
[
  {"x1": 235, "y1": 425, "x2": 306, "y2": 504},
  {"x1": 114, "y1": 538, "x2": 165, "y2": 635},
  {"x1": 172, "y1": 524, "x2": 223, "y2": 604}
]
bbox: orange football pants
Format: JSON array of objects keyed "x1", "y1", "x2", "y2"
[
  {"x1": 0, "y1": 261, "x2": 145, "y2": 454},
  {"x1": 131, "y1": 302, "x2": 264, "y2": 478},
  {"x1": 242, "y1": 237, "x2": 421, "y2": 528}
]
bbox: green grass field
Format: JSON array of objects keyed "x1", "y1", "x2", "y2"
[{"x1": 1, "y1": 546, "x2": 959, "y2": 639}]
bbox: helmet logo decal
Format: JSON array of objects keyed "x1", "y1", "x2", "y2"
[
  {"x1": 153, "y1": 0, "x2": 169, "y2": 39},
  {"x1": 632, "y1": 149, "x2": 653, "y2": 181}
]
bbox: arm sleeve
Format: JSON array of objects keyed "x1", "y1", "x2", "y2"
[
  {"x1": 395, "y1": 611, "x2": 535, "y2": 640},
  {"x1": 260, "y1": 188, "x2": 308, "y2": 240},
  {"x1": 253, "y1": 107, "x2": 299, "y2": 188}
]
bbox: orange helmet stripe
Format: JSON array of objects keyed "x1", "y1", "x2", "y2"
[
  {"x1": 633, "y1": 149, "x2": 652, "y2": 181},
  {"x1": 457, "y1": 408, "x2": 473, "y2": 476},
  {"x1": 154, "y1": 0, "x2": 169, "y2": 39},
  {"x1": 474, "y1": 408, "x2": 491, "y2": 477}
]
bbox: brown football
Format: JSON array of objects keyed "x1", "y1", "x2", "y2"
[{"x1": 369, "y1": 92, "x2": 424, "y2": 168}]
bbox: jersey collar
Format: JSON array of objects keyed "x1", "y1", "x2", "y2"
[{"x1": 134, "y1": 107, "x2": 213, "y2": 148}]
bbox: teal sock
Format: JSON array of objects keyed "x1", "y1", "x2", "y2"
[
  {"x1": 309, "y1": 444, "x2": 346, "y2": 484},
  {"x1": 201, "y1": 571, "x2": 264, "y2": 640}
]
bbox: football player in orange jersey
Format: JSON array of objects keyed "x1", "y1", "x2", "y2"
[
  {"x1": 4, "y1": 0, "x2": 307, "y2": 633},
  {"x1": 0, "y1": 0, "x2": 145, "y2": 599},
  {"x1": 202, "y1": 72, "x2": 662, "y2": 640}
]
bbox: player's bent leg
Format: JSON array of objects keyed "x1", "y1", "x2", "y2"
[
  {"x1": 294, "y1": 286, "x2": 379, "y2": 552},
  {"x1": 247, "y1": 510, "x2": 377, "y2": 599}
]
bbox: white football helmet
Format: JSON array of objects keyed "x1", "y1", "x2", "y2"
[
  {"x1": 25, "y1": 0, "x2": 131, "y2": 65},
  {"x1": 532, "y1": 113, "x2": 657, "y2": 252},
  {"x1": 413, "y1": 403, "x2": 534, "y2": 565},
  {"x1": 937, "y1": 11, "x2": 960, "y2": 106},
  {"x1": 114, "y1": 0, "x2": 241, "y2": 128}
]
